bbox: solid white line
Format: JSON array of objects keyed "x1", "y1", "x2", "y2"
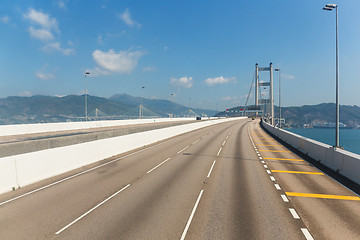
[
  {"x1": 180, "y1": 190, "x2": 204, "y2": 240},
  {"x1": 217, "y1": 147, "x2": 222, "y2": 156},
  {"x1": 270, "y1": 176, "x2": 276, "y2": 182},
  {"x1": 147, "y1": 158, "x2": 171, "y2": 174},
  {"x1": 281, "y1": 194, "x2": 289, "y2": 202},
  {"x1": 0, "y1": 143, "x2": 158, "y2": 206},
  {"x1": 207, "y1": 160, "x2": 216, "y2": 178},
  {"x1": 274, "y1": 184, "x2": 281, "y2": 190},
  {"x1": 178, "y1": 146, "x2": 189, "y2": 154},
  {"x1": 301, "y1": 228, "x2": 314, "y2": 240},
  {"x1": 55, "y1": 184, "x2": 131, "y2": 235},
  {"x1": 289, "y1": 208, "x2": 300, "y2": 219},
  {"x1": 266, "y1": 170, "x2": 271, "y2": 174},
  {"x1": 264, "y1": 165, "x2": 268, "y2": 169},
  {"x1": 222, "y1": 140, "x2": 226, "y2": 146},
  {"x1": 193, "y1": 139, "x2": 199, "y2": 144}
]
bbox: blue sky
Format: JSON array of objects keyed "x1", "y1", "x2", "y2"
[{"x1": 0, "y1": 0, "x2": 359, "y2": 110}]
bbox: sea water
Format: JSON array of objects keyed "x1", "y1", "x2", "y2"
[{"x1": 286, "y1": 128, "x2": 360, "y2": 155}]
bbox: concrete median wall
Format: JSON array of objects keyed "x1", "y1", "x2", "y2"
[
  {"x1": 0, "y1": 117, "x2": 245, "y2": 194},
  {"x1": 262, "y1": 121, "x2": 360, "y2": 185},
  {"x1": 0, "y1": 118, "x2": 195, "y2": 137}
]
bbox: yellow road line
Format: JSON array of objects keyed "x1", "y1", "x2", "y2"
[
  {"x1": 253, "y1": 140, "x2": 278, "y2": 142},
  {"x1": 256, "y1": 144, "x2": 282, "y2": 146},
  {"x1": 259, "y1": 150, "x2": 291, "y2": 153},
  {"x1": 264, "y1": 157, "x2": 303, "y2": 162},
  {"x1": 286, "y1": 192, "x2": 360, "y2": 201},
  {"x1": 272, "y1": 170, "x2": 324, "y2": 175}
]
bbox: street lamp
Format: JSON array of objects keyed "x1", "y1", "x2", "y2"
[
  {"x1": 140, "y1": 86, "x2": 145, "y2": 119},
  {"x1": 84, "y1": 72, "x2": 90, "y2": 121},
  {"x1": 323, "y1": 3, "x2": 340, "y2": 148},
  {"x1": 170, "y1": 93, "x2": 174, "y2": 118},
  {"x1": 275, "y1": 68, "x2": 281, "y2": 128}
]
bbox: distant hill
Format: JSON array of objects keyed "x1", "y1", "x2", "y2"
[
  {"x1": 215, "y1": 103, "x2": 360, "y2": 128},
  {"x1": 0, "y1": 94, "x2": 217, "y2": 125},
  {"x1": 280, "y1": 103, "x2": 360, "y2": 128},
  {"x1": 0, "y1": 95, "x2": 133, "y2": 124}
]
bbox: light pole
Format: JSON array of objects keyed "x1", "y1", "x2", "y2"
[
  {"x1": 84, "y1": 72, "x2": 90, "y2": 121},
  {"x1": 170, "y1": 93, "x2": 174, "y2": 118},
  {"x1": 188, "y1": 98, "x2": 191, "y2": 118},
  {"x1": 202, "y1": 101, "x2": 205, "y2": 118},
  {"x1": 323, "y1": 3, "x2": 340, "y2": 148},
  {"x1": 140, "y1": 86, "x2": 145, "y2": 119},
  {"x1": 275, "y1": 68, "x2": 281, "y2": 128}
]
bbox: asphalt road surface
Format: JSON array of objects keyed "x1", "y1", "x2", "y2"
[{"x1": 0, "y1": 118, "x2": 359, "y2": 239}]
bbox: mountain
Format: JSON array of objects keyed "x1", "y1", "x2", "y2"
[
  {"x1": 0, "y1": 95, "x2": 133, "y2": 124},
  {"x1": 0, "y1": 94, "x2": 217, "y2": 125},
  {"x1": 109, "y1": 94, "x2": 217, "y2": 118},
  {"x1": 215, "y1": 103, "x2": 360, "y2": 128},
  {"x1": 279, "y1": 103, "x2": 360, "y2": 128}
]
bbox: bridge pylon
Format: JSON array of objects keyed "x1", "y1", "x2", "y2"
[{"x1": 255, "y1": 62, "x2": 274, "y2": 125}]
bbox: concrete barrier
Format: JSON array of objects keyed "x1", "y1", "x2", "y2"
[
  {"x1": 0, "y1": 117, "x2": 245, "y2": 194},
  {"x1": 262, "y1": 121, "x2": 360, "y2": 185},
  {"x1": 0, "y1": 118, "x2": 195, "y2": 137}
]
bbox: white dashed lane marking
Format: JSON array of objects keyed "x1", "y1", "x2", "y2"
[
  {"x1": 177, "y1": 146, "x2": 189, "y2": 154},
  {"x1": 207, "y1": 160, "x2": 216, "y2": 178},
  {"x1": 147, "y1": 158, "x2": 171, "y2": 174},
  {"x1": 289, "y1": 208, "x2": 300, "y2": 219},
  {"x1": 281, "y1": 194, "x2": 289, "y2": 202},
  {"x1": 301, "y1": 228, "x2": 314, "y2": 240}
]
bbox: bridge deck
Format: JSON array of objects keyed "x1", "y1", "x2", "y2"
[{"x1": 0, "y1": 119, "x2": 359, "y2": 239}]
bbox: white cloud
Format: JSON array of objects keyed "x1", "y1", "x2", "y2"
[
  {"x1": 35, "y1": 71, "x2": 55, "y2": 80},
  {"x1": 171, "y1": 76, "x2": 193, "y2": 88},
  {"x1": 67, "y1": 40, "x2": 74, "y2": 46},
  {"x1": 222, "y1": 96, "x2": 237, "y2": 101},
  {"x1": 58, "y1": 1, "x2": 66, "y2": 10},
  {"x1": 118, "y1": 8, "x2": 141, "y2": 28},
  {"x1": 204, "y1": 76, "x2": 236, "y2": 87},
  {"x1": 282, "y1": 73, "x2": 295, "y2": 80},
  {"x1": 28, "y1": 27, "x2": 54, "y2": 41},
  {"x1": 42, "y1": 42, "x2": 74, "y2": 55},
  {"x1": 0, "y1": 16, "x2": 9, "y2": 24},
  {"x1": 143, "y1": 66, "x2": 157, "y2": 72},
  {"x1": 18, "y1": 91, "x2": 32, "y2": 97},
  {"x1": 97, "y1": 34, "x2": 104, "y2": 44},
  {"x1": 91, "y1": 49, "x2": 144, "y2": 74},
  {"x1": 84, "y1": 67, "x2": 111, "y2": 77},
  {"x1": 23, "y1": 8, "x2": 59, "y2": 32}
]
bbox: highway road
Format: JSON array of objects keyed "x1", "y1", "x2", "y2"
[{"x1": 0, "y1": 118, "x2": 359, "y2": 239}]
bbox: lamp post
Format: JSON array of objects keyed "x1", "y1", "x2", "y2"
[
  {"x1": 323, "y1": 3, "x2": 340, "y2": 148},
  {"x1": 170, "y1": 93, "x2": 174, "y2": 118},
  {"x1": 275, "y1": 68, "x2": 281, "y2": 128},
  {"x1": 84, "y1": 72, "x2": 90, "y2": 121},
  {"x1": 140, "y1": 86, "x2": 145, "y2": 119},
  {"x1": 188, "y1": 98, "x2": 191, "y2": 118}
]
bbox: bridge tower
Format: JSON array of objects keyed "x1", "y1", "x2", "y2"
[{"x1": 255, "y1": 62, "x2": 274, "y2": 125}]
